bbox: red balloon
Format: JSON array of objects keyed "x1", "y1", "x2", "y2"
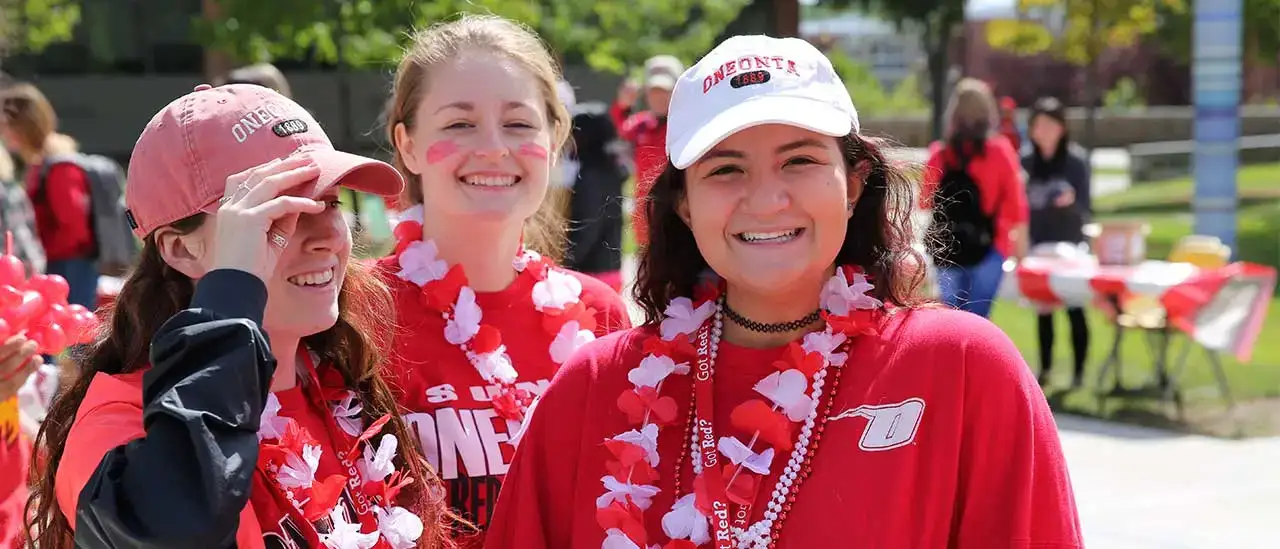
[
  {"x1": 0, "y1": 285, "x2": 21, "y2": 309},
  {"x1": 70, "y1": 313, "x2": 97, "y2": 344},
  {"x1": 67, "y1": 304, "x2": 92, "y2": 318},
  {"x1": 0, "y1": 256, "x2": 23, "y2": 288},
  {"x1": 4, "y1": 290, "x2": 46, "y2": 332},
  {"x1": 44, "y1": 274, "x2": 70, "y2": 304},
  {"x1": 29, "y1": 274, "x2": 69, "y2": 305},
  {"x1": 48, "y1": 303, "x2": 71, "y2": 326},
  {"x1": 0, "y1": 318, "x2": 12, "y2": 341},
  {"x1": 37, "y1": 322, "x2": 66, "y2": 355}
]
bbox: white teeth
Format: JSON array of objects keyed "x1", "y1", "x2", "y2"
[
  {"x1": 463, "y1": 175, "x2": 517, "y2": 187},
  {"x1": 288, "y1": 268, "x2": 334, "y2": 286},
  {"x1": 738, "y1": 229, "x2": 801, "y2": 243}
]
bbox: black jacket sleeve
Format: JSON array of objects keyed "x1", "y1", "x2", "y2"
[{"x1": 73, "y1": 269, "x2": 276, "y2": 549}]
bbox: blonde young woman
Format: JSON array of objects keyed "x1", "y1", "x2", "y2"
[{"x1": 378, "y1": 15, "x2": 631, "y2": 545}]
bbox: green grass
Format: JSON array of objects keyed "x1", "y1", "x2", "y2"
[{"x1": 994, "y1": 162, "x2": 1280, "y2": 437}]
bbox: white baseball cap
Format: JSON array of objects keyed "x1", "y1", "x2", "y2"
[{"x1": 666, "y1": 35, "x2": 860, "y2": 170}]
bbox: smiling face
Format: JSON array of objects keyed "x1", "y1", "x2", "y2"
[
  {"x1": 394, "y1": 49, "x2": 553, "y2": 225},
  {"x1": 159, "y1": 188, "x2": 351, "y2": 341},
  {"x1": 678, "y1": 124, "x2": 859, "y2": 297},
  {"x1": 1030, "y1": 113, "x2": 1065, "y2": 156},
  {"x1": 263, "y1": 188, "x2": 350, "y2": 338}
]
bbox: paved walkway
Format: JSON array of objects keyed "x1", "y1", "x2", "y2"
[
  {"x1": 1058, "y1": 415, "x2": 1280, "y2": 548},
  {"x1": 618, "y1": 259, "x2": 1279, "y2": 547}
]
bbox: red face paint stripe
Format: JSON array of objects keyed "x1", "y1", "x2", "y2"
[
  {"x1": 517, "y1": 143, "x2": 549, "y2": 160},
  {"x1": 425, "y1": 140, "x2": 459, "y2": 164}
]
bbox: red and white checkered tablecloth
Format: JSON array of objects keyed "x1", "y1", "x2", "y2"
[{"x1": 998, "y1": 257, "x2": 1276, "y2": 362}]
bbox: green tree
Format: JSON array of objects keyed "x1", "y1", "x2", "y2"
[
  {"x1": 201, "y1": 0, "x2": 750, "y2": 74},
  {"x1": 813, "y1": 0, "x2": 967, "y2": 140},
  {"x1": 985, "y1": 0, "x2": 1186, "y2": 153},
  {"x1": 826, "y1": 47, "x2": 927, "y2": 116},
  {"x1": 0, "y1": 0, "x2": 80, "y2": 62},
  {"x1": 1153, "y1": 0, "x2": 1280, "y2": 67}
]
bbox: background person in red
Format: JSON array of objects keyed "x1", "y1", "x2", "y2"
[
  {"x1": 486, "y1": 35, "x2": 1081, "y2": 549},
  {"x1": 611, "y1": 54, "x2": 683, "y2": 248},
  {"x1": 381, "y1": 15, "x2": 631, "y2": 544},
  {"x1": 0, "y1": 84, "x2": 96, "y2": 309},
  {"x1": 921, "y1": 78, "x2": 1029, "y2": 318},
  {"x1": 25, "y1": 84, "x2": 453, "y2": 549},
  {"x1": 999, "y1": 95, "x2": 1023, "y2": 151}
]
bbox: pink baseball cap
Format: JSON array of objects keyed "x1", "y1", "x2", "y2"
[{"x1": 124, "y1": 83, "x2": 404, "y2": 237}]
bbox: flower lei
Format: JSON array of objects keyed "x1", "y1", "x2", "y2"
[
  {"x1": 257, "y1": 354, "x2": 423, "y2": 549},
  {"x1": 596, "y1": 266, "x2": 884, "y2": 549},
  {"x1": 390, "y1": 205, "x2": 599, "y2": 424}
]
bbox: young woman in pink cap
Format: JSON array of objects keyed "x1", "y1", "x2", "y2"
[
  {"x1": 486, "y1": 36, "x2": 1082, "y2": 549},
  {"x1": 378, "y1": 15, "x2": 630, "y2": 545},
  {"x1": 26, "y1": 84, "x2": 454, "y2": 549}
]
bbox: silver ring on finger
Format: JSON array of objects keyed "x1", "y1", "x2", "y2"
[
  {"x1": 219, "y1": 182, "x2": 253, "y2": 205},
  {"x1": 269, "y1": 231, "x2": 288, "y2": 248}
]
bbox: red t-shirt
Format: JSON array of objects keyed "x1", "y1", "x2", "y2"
[
  {"x1": 376, "y1": 258, "x2": 632, "y2": 542},
  {"x1": 609, "y1": 102, "x2": 668, "y2": 247},
  {"x1": 26, "y1": 163, "x2": 94, "y2": 261},
  {"x1": 485, "y1": 307, "x2": 1082, "y2": 548},
  {"x1": 920, "y1": 137, "x2": 1029, "y2": 258}
]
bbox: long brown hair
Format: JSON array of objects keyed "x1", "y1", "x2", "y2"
[
  {"x1": 0, "y1": 82, "x2": 59, "y2": 157},
  {"x1": 634, "y1": 133, "x2": 927, "y2": 325},
  {"x1": 385, "y1": 14, "x2": 571, "y2": 261},
  {"x1": 25, "y1": 214, "x2": 456, "y2": 549}
]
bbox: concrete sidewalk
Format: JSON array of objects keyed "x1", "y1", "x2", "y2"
[{"x1": 1057, "y1": 414, "x2": 1280, "y2": 548}]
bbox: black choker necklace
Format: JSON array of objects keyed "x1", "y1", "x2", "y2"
[{"x1": 721, "y1": 297, "x2": 822, "y2": 334}]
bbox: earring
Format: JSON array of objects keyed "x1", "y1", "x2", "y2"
[{"x1": 847, "y1": 201, "x2": 856, "y2": 217}]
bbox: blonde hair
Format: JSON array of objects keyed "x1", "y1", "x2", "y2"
[
  {"x1": 943, "y1": 78, "x2": 999, "y2": 142},
  {"x1": 1, "y1": 83, "x2": 57, "y2": 156},
  {"x1": 386, "y1": 14, "x2": 570, "y2": 260}
]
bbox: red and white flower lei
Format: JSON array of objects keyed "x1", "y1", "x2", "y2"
[
  {"x1": 596, "y1": 266, "x2": 884, "y2": 549},
  {"x1": 391, "y1": 205, "x2": 600, "y2": 425},
  {"x1": 257, "y1": 353, "x2": 423, "y2": 549}
]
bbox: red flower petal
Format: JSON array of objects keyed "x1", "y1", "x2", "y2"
[
  {"x1": 302, "y1": 474, "x2": 349, "y2": 521},
  {"x1": 731, "y1": 400, "x2": 795, "y2": 452},
  {"x1": 393, "y1": 220, "x2": 423, "y2": 244},
  {"x1": 422, "y1": 264, "x2": 467, "y2": 311},
  {"x1": 595, "y1": 501, "x2": 646, "y2": 546},
  {"x1": 472, "y1": 325, "x2": 502, "y2": 355},
  {"x1": 344, "y1": 414, "x2": 392, "y2": 462},
  {"x1": 724, "y1": 470, "x2": 759, "y2": 506},
  {"x1": 392, "y1": 221, "x2": 424, "y2": 256},
  {"x1": 616, "y1": 387, "x2": 679, "y2": 426}
]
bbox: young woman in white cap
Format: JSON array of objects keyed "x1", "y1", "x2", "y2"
[
  {"x1": 485, "y1": 36, "x2": 1082, "y2": 549},
  {"x1": 26, "y1": 84, "x2": 453, "y2": 549},
  {"x1": 380, "y1": 14, "x2": 630, "y2": 546}
]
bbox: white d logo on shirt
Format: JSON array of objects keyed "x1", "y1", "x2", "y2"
[{"x1": 828, "y1": 397, "x2": 926, "y2": 451}]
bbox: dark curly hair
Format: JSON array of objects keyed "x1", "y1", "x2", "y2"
[{"x1": 632, "y1": 133, "x2": 928, "y2": 325}]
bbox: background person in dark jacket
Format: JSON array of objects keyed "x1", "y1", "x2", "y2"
[
  {"x1": 1022, "y1": 96, "x2": 1092, "y2": 388},
  {"x1": 563, "y1": 83, "x2": 628, "y2": 292}
]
